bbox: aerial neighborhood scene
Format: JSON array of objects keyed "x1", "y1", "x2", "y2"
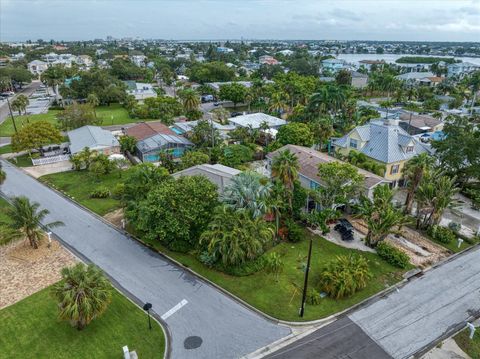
[{"x1": 1, "y1": 1, "x2": 480, "y2": 358}]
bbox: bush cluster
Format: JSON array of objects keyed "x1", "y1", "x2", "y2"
[
  {"x1": 376, "y1": 242, "x2": 410, "y2": 269},
  {"x1": 284, "y1": 218, "x2": 303, "y2": 243},
  {"x1": 89, "y1": 187, "x2": 110, "y2": 199},
  {"x1": 428, "y1": 225, "x2": 456, "y2": 244}
]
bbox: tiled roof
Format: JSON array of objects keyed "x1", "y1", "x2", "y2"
[
  {"x1": 267, "y1": 144, "x2": 387, "y2": 190},
  {"x1": 125, "y1": 121, "x2": 175, "y2": 141}
]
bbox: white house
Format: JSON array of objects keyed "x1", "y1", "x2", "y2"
[
  {"x1": 321, "y1": 58, "x2": 347, "y2": 72},
  {"x1": 447, "y1": 62, "x2": 480, "y2": 78},
  {"x1": 125, "y1": 81, "x2": 157, "y2": 101},
  {"x1": 130, "y1": 55, "x2": 147, "y2": 67},
  {"x1": 27, "y1": 60, "x2": 49, "y2": 75},
  {"x1": 227, "y1": 113, "x2": 286, "y2": 131}
]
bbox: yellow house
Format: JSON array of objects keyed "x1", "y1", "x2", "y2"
[{"x1": 332, "y1": 119, "x2": 431, "y2": 187}]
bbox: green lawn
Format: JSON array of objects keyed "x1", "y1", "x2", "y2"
[
  {"x1": 455, "y1": 329, "x2": 480, "y2": 358},
  {"x1": 142, "y1": 231, "x2": 406, "y2": 322},
  {"x1": 0, "y1": 286, "x2": 165, "y2": 359},
  {"x1": 39, "y1": 170, "x2": 124, "y2": 216},
  {"x1": 0, "y1": 103, "x2": 155, "y2": 136},
  {"x1": 0, "y1": 197, "x2": 13, "y2": 245},
  {"x1": 7, "y1": 154, "x2": 33, "y2": 167},
  {"x1": 38, "y1": 171, "x2": 406, "y2": 322},
  {"x1": 0, "y1": 144, "x2": 13, "y2": 155}
]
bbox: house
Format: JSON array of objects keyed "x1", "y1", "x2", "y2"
[
  {"x1": 206, "y1": 81, "x2": 253, "y2": 92},
  {"x1": 130, "y1": 55, "x2": 147, "y2": 67},
  {"x1": 395, "y1": 72, "x2": 435, "y2": 85},
  {"x1": 278, "y1": 50, "x2": 294, "y2": 56},
  {"x1": 266, "y1": 145, "x2": 388, "y2": 200},
  {"x1": 216, "y1": 47, "x2": 234, "y2": 53},
  {"x1": 124, "y1": 81, "x2": 157, "y2": 101},
  {"x1": 358, "y1": 60, "x2": 385, "y2": 71},
  {"x1": 332, "y1": 118, "x2": 431, "y2": 187},
  {"x1": 447, "y1": 62, "x2": 480, "y2": 78},
  {"x1": 125, "y1": 121, "x2": 177, "y2": 140},
  {"x1": 321, "y1": 58, "x2": 347, "y2": 72},
  {"x1": 27, "y1": 60, "x2": 48, "y2": 75},
  {"x1": 68, "y1": 126, "x2": 120, "y2": 155},
  {"x1": 172, "y1": 164, "x2": 241, "y2": 193},
  {"x1": 171, "y1": 120, "x2": 235, "y2": 139},
  {"x1": 135, "y1": 133, "x2": 193, "y2": 162},
  {"x1": 398, "y1": 113, "x2": 444, "y2": 135},
  {"x1": 417, "y1": 76, "x2": 444, "y2": 87},
  {"x1": 76, "y1": 55, "x2": 93, "y2": 68},
  {"x1": 227, "y1": 113, "x2": 286, "y2": 131},
  {"x1": 351, "y1": 71, "x2": 368, "y2": 89},
  {"x1": 259, "y1": 55, "x2": 279, "y2": 66}
]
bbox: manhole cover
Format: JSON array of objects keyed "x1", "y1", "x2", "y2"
[{"x1": 184, "y1": 336, "x2": 202, "y2": 349}]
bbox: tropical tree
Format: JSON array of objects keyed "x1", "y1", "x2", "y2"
[
  {"x1": 119, "y1": 135, "x2": 137, "y2": 154},
  {"x1": 11, "y1": 94, "x2": 29, "y2": 115},
  {"x1": 200, "y1": 206, "x2": 274, "y2": 267},
  {"x1": 356, "y1": 185, "x2": 409, "y2": 247},
  {"x1": 52, "y1": 263, "x2": 111, "y2": 330},
  {"x1": 87, "y1": 93, "x2": 100, "y2": 118},
  {"x1": 40, "y1": 65, "x2": 66, "y2": 97},
  {"x1": 180, "y1": 151, "x2": 210, "y2": 169},
  {"x1": 11, "y1": 121, "x2": 63, "y2": 155},
  {"x1": 403, "y1": 153, "x2": 436, "y2": 214},
  {"x1": 309, "y1": 117, "x2": 334, "y2": 150},
  {"x1": 221, "y1": 172, "x2": 272, "y2": 218},
  {"x1": 268, "y1": 91, "x2": 288, "y2": 115},
  {"x1": 56, "y1": 102, "x2": 101, "y2": 131},
  {"x1": 4, "y1": 196, "x2": 64, "y2": 249},
  {"x1": 271, "y1": 149, "x2": 299, "y2": 210},
  {"x1": 276, "y1": 122, "x2": 314, "y2": 147},
  {"x1": 415, "y1": 170, "x2": 458, "y2": 229},
  {"x1": 218, "y1": 82, "x2": 247, "y2": 108},
  {"x1": 179, "y1": 88, "x2": 200, "y2": 112}
]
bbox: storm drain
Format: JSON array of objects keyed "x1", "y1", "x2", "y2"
[{"x1": 184, "y1": 336, "x2": 202, "y2": 349}]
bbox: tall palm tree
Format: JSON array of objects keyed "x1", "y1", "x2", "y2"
[
  {"x1": 180, "y1": 89, "x2": 200, "y2": 112},
  {"x1": 403, "y1": 153, "x2": 436, "y2": 215},
  {"x1": 11, "y1": 94, "x2": 29, "y2": 115},
  {"x1": 200, "y1": 206, "x2": 274, "y2": 267},
  {"x1": 4, "y1": 196, "x2": 63, "y2": 249},
  {"x1": 356, "y1": 185, "x2": 409, "y2": 247},
  {"x1": 87, "y1": 93, "x2": 100, "y2": 118},
  {"x1": 309, "y1": 117, "x2": 334, "y2": 150},
  {"x1": 268, "y1": 92, "x2": 288, "y2": 115},
  {"x1": 221, "y1": 172, "x2": 272, "y2": 218},
  {"x1": 52, "y1": 263, "x2": 111, "y2": 330},
  {"x1": 271, "y1": 149, "x2": 299, "y2": 211},
  {"x1": 40, "y1": 65, "x2": 66, "y2": 98}
]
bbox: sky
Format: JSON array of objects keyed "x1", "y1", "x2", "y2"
[{"x1": 1, "y1": 0, "x2": 480, "y2": 42}]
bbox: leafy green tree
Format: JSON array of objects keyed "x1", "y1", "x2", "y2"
[
  {"x1": 40, "y1": 65, "x2": 66, "y2": 96},
  {"x1": 219, "y1": 144, "x2": 254, "y2": 168},
  {"x1": 221, "y1": 172, "x2": 272, "y2": 218},
  {"x1": 11, "y1": 121, "x2": 63, "y2": 154},
  {"x1": 190, "y1": 119, "x2": 221, "y2": 148},
  {"x1": 180, "y1": 151, "x2": 210, "y2": 169},
  {"x1": 276, "y1": 122, "x2": 314, "y2": 147},
  {"x1": 70, "y1": 147, "x2": 94, "y2": 171},
  {"x1": 52, "y1": 263, "x2": 111, "y2": 330},
  {"x1": 335, "y1": 70, "x2": 352, "y2": 86},
  {"x1": 119, "y1": 135, "x2": 137, "y2": 154},
  {"x1": 110, "y1": 58, "x2": 146, "y2": 80},
  {"x1": 403, "y1": 153, "x2": 436, "y2": 214},
  {"x1": 87, "y1": 93, "x2": 100, "y2": 118},
  {"x1": 10, "y1": 94, "x2": 29, "y2": 115},
  {"x1": 56, "y1": 103, "x2": 101, "y2": 131},
  {"x1": 132, "y1": 175, "x2": 218, "y2": 252},
  {"x1": 122, "y1": 163, "x2": 170, "y2": 207},
  {"x1": 356, "y1": 185, "x2": 409, "y2": 247},
  {"x1": 314, "y1": 162, "x2": 364, "y2": 210},
  {"x1": 178, "y1": 88, "x2": 200, "y2": 112},
  {"x1": 210, "y1": 107, "x2": 231, "y2": 124},
  {"x1": 4, "y1": 196, "x2": 63, "y2": 249},
  {"x1": 89, "y1": 154, "x2": 116, "y2": 177},
  {"x1": 309, "y1": 117, "x2": 334, "y2": 150},
  {"x1": 318, "y1": 255, "x2": 372, "y2": 299},
  {"x1": 200, "y1": 206, "x2": 274, "y2": 267},
  {"x1": 218, "y1": 83, "x2": 247, "y2": 108},
  {"x1": 271, "y1": 149, "x2": 299, "y2": 211},
  {"x1": 130, "y1": 96, "x2": 183, "y2": 124},
  {"x1": 188, "y1": 61, "x2": 235, "y2": 83}
]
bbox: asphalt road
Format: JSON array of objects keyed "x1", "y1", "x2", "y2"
[
  {"x1": 0, "y1": 160, "x2": 291, "y2": 359},
  {"x1": 0, "y1": 81, "x2": 43, "y2": 125}
]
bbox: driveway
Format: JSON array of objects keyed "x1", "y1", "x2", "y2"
[
  {"x1": 0, "y1": 81, "x2": 43, "y2": 125},
  {"x1": 0, "y1": 160, "x2": 290, "y2": 359}
]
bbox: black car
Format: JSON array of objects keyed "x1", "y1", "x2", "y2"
[
  {"x1": 230, "y1": 112, "x2": 243, "y2": 117},
  {"x1": 334, "y1": 219, "x2": 354, "y2": 241}
]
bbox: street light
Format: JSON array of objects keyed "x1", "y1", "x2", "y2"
[
  {"x1": 143, "y1": 302, "x2": 152, "y2": 330},
  {"x1": 299, "y1": 236, "x2": 313, "y2": 317}
]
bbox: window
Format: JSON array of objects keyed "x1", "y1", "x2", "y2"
[
  {"x1": 390, "y1": 164, "x2": 400, "y2": 175},
  {"x1": 310, "y1": 181, "x2": 320, "y2": 190},
  {"x1": 406, "y1": 146, "x2": 414, "y2": 153},
  {"x1": 349, "y1": 139, "x2": 358, "y2": 149}
]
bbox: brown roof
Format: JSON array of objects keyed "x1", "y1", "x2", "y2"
[
  {"x1": 399, "y1": 113, "x2": 442, "y2": 130},
  {"x1": 125, "y1": 121, "x2": 175, "y2": 141},
  {"x1": 267, "y1": 144, "x2": 387, "y2": 190},
  {"x1": 426, "y1": 77, "x2": 444, "y2": 83}
]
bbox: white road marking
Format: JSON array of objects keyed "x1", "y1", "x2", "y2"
[{"x1": 161, "y1": 299, "x2": 188, "y2": 320}]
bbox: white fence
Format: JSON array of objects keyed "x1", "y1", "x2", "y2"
[{"x1": 32, "y1": 154, "x2": 70, "y2": 166}]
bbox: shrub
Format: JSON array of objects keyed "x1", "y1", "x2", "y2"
[
  {"x1": 376, "y1": 242, "x2": 410, "y2": 268},
  {"x1": 111, "y1": 183, "x2": 125, "y2": 200},
  {"x1": 318, "y1": 255, "x2": 372, "y2": 299},
  {"x1": 199, "y1": 251, "x2": 217, "y2": 267},
  {"x1": 221, "y1": 256, "x2": 266, "y2": 276},
  {"x1": 284, "y1": 218, "x2": 303, "y2": 243},
  {"x1": 306, "y1": 288, "x2": 321, "y2": 305},
  {"x1": 264, "y1": 252, "x2": 284, "y2": 280},
  {"x1": 89, "y1": 187, "x2": 110, "y2": 199},
  {"x1": 428, "y1": 225, "x2": 456, "y2": 244}
]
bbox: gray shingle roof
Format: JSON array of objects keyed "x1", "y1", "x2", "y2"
[{"x1": 68, "y1": 125, "x2": 119, "y2": 154}]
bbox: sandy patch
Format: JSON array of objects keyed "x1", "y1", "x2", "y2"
[
  {"x1": 103, "y1": 208, "x2": 125, "y2": 228},
  {"x1": 0, "y1": 238, "x2": 77, "y2": 309}
]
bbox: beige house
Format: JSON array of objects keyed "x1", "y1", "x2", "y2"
[
  {"x1": 332, "y1": 119, "x2": 431, "y2": 186},
  {"x1": 172, "y1": 164, "x2": 240, "y2": 193}
]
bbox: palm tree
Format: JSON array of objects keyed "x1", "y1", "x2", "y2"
[
  {"x1": 309, "y1": 117, "x2": 334, "y2": 150},
  {"x1": 87, "y1": 93, "x2": 100, "y2": 118},
  {"x1": 52, "y1": 263, "x2": 111, "y2": 330},
  {"x1": 180, "y1": 89, "x2": 200, "y2": 112},
  {"x1": 356, "y1": 185, "x2": 409, "y2": 247},
  {"x1": 4, "y1": 196, "x2": 64, "y2": 249},
  {"x1": 200, "y1": 206, "x2": 274, "y2": 267},
  {"x1": 11, "y1": 94, "x2": 29, "y2": 115},
  {"x1": 403, "y1": 153, "x2": 436, "y2": 215},
  {"x1": 271, "y1": 149, "x2": 299, "y2": 211},
  {"x1": 220, "y1": 172, "x2": 272, "y2": 218},
  {"x1": 268, "y1": 92, "x2": 288, "y2": 115},
  {"x1": 40, "y1": 65, "x2": 66, "y2": 98}
]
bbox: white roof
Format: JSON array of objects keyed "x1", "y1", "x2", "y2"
[{"x1": 228, "y1": 113, "x2": 286, "y2": 129}]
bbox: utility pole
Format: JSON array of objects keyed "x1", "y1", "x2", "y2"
[
  {"x1": 6, "y1": 96, "x2": 18, "y2": 134},
  {"x1": 299, "y1": 237, "x2": 313, "y2": 317}
]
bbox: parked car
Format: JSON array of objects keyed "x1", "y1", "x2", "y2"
[
  {"x1": 230, "y1": 112, "x2": 243, "y2": 117},
  {"x1": 213, "y1": 102, "x2": 221, "y2": 107},
  {"x1": 0, "y1": 91, "x2": 15, "y2": 97},
  {"x1": 201, "y1": 94, "x2": 214, "y2": 103},
  {"x1": 334, "y1": 218, "x2": 354, "y2": 241}
]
